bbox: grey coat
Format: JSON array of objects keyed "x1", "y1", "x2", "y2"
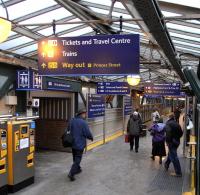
[{"x1": 127, "y1": 114, "x2": 142, "y2": 136}]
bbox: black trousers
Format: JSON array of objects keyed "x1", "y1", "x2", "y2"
[
  {"x1": 129, "y1": 135, "x2": 139, "y2": 151},
  {"x1": 69, "y1": 149, "x2": 84, "y2": 176}
]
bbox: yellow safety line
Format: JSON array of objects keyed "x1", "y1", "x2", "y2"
[{"x1": 87, "y1": 130, "x2": 123, "y2": 151}]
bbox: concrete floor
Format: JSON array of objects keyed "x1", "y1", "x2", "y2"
[{"x1": 14, "y1": 133, "x2": 186, "y2": 195}]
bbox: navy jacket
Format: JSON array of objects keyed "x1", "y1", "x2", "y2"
[{"x1": 70, "y1": 116, "x2": 93, "y2": 150}]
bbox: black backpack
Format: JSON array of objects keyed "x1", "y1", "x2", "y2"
[{"x1": 61, "y1": 120, "x2": 73, "y2": 148}]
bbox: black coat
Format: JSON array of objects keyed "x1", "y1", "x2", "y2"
[{"x1": 164, "y1": 118, "x2": 183, "y2": 146}]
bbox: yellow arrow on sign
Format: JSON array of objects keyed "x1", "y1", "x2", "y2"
[{"x1": 41, "y1": 63, "x2": 47, "y2": 69}]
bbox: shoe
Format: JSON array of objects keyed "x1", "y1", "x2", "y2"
[
  {"x1": 130, "y1": 148, "x2": 133, "y2": 151},
  {"x1": 68, "y1": 174, "x2": 75, "y2": 181},
  {"x1": 164, "y1": 163, "x2": 169, "y2": 171},
  {"x1": 159, "y1": 158, "x2": 162, "y2": 164},
  {"x1": 151, "y1": 156, "x2": 155, "y2": 161},
  {"x1": 76, "y1": 169, "x2": 82, "y2": 174},
  {"x1": 170, "y1": 172, "x2": 182, "y2": 177},
  {"x1": 135, "y1": 149, "x2": 138, "y2": 153}
]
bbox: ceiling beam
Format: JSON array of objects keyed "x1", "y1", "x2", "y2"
[{"x1": 158, "y1": 1, "x2": 200, "y2": 15}]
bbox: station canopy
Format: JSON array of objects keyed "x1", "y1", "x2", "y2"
[{"x1": 0, "y1": 0, "x2": 199, "y2": 87}]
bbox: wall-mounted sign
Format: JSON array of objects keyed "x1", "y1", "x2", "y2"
[
  {"x1": 87, "y1": 94, "x2": 105, "y2": 118},
  {"x1": 38, "y1": 34, "x2": 139, "y2": 76},
  {"x1": 144, "y1": 83, "x2": 180, "y2": 96},
  {"x1": 123, "y1": 96, "x2": 132, "y2": 116},
  {"x1": 43, "y1": 77, "x2": 81, "y2": 92},
  {"x1": 97, "y1": 82, "x2": 130, "y2": 95},
  {"x1": 16, "y1": 70, "x2": 42, "y2": 90}
]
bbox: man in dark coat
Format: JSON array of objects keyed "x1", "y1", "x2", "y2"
[
  {"x1": 164, "y1": 114, "x2": 183, "y2": 177},
  {"x1": 174, "y1": 106, "x2": 181, "y2": 124},
  {"x1": 127, "y1": 111, "x2": 142, "y2": 152},
  {"x1": 68, "y1": 109, "x2": 93, "y2": 181}
]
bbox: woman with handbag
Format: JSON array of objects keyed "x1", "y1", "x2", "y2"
[
  {"x1": 149, "y1": 118, "x2": 166, "y2": 164},
  {"x1": 127, "y1": 111, "x2": 142, "y2": 152}
]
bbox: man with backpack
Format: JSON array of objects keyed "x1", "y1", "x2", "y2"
[
  {"x1": 68, "y1": 109, "x2": 93, "y2": 181},
  {"x1": 164, "y1": 113, "x2": 183, "y2": 177}
]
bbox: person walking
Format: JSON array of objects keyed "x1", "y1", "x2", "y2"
[
  {"x1": 127, "y1": 111, "x2": 142, "y2": 153},
  {"x1": 149, "y1": 118, "x2": 166, "y2": 164},
  {"x1": 174, "y1": 106, "x2": 181, "y2": 124},
  {"x1": 164, "y1": 114, "x2": 183, "y2": 177},
  {"x1": 68, "y1": 109, "x2": 93, "y2": 181},
  {"x1": 152, "y1": 108, "x2": 160, "y2": 123}
]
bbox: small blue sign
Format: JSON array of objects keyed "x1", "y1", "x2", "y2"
[
  {"x1": 87, "y1": 94, "x2": 105, "y2": 118},
  {"x1": 144, "y1": 83, "x2": 180, "y2": 96},
  {"x1": 38, "y1": 34, "x2": 139, "y2": 76},
  {"x1": 124, "y1": 96, "x2": 132, "y2": 116},
  {"x1": 30, "y1": 121, "x2": 36, "y2": 129},
  {"x1": 16, "y1": 70, "x2": 42, "y2": 90},
  {"x1": 97, "y1": 82, "x2": 130, "y2": 95},
  {"x1": 47, "y1": 81, "x2": 72, "y2": 91}
]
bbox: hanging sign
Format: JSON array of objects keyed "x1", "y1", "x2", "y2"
[
  {"x1": 144, "y1": 83, "x2": 180, "y2": 96},
  {"x1": 16, "y1": 70, "x2": 42, "y2": 90},
  {"x1": 97, "y1": 82, "x2": 130, "y2": 95},
  {"x1": 123, "y1": 96, "x2": 132, "y2": 116},
  {"x1": 87, "y1": 94, "x2": 105, "y2": 118},
  {"x1": 38, "y1": 34, "x2": 139, "y2": 76}
]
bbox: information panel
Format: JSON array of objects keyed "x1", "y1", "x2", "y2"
[
  {"x1": 87, "y1": 94, "x2": 105, "y2": 118},
  {"x1": 124, "y1": 96, "x2": 132, "y2": 116},
  {"x1": 144, "y1": 83, "x2": 180, "y2": 96},
  {"x1": 38, "y1": 34, "x2": 139, "y2": 76},
  {"x1": 16, "y1": 70, "x2": 42, "y2": 90},
  {"x1": 97, "y1": 82, "x2": 130, "y2": 95}
]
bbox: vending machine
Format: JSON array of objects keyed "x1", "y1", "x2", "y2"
[
  {"x1": 7, "y1": 119, "x2": 35, "y2": 193},
  {"x1": 0, "y1": 120, "x2": 8, "y2": 195}
]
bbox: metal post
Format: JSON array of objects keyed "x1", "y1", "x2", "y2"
[
  {"x1": 103, "y1": 102, "x2": 106, "y2": 144},
  {"x1": 85, "y1": 93, "x2": 88, "y2": 152},
  {"x1": 183, "y1": 96, "x2": 189, "y2": 156},
  {"x1": 123, "y1": 96, "x2": 125, "y2": 134}
]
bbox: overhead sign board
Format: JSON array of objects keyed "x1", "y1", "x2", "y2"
[
  {"x1": 43, "y1": 77, "x2": 81, "y2": 92},
  {"x1": 38, "y1": 34, "x2": 139, "y2": 76},
  {"x1": 123, "y1": 96, "x2": 132, "y2": 116},
  {"x1": 16, "y1": 70, "x2": 42, "y2": 90},
  {"x1": 87, "y1": 94, "x2": 105, "y2": 118},
  {"x1": 97, "y1": 82, "x2": 130, "y2": 95},
  {"x1": 144, "y1": 83, "x2": 180, "y2": 96}
]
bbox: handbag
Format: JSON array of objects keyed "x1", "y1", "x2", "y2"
[
  {"x1": 125, "y1": 134, "x2": 130, "y2": 143},
  {"x1": 61, "y1": 120, "x2": 73, "y2": 148},
  {"x1": 187, "y1": 119, "x2": 193, "y2": 130}
]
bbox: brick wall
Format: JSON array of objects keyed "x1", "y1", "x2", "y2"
[{"x1": 35, "y1": 119, "x2": 69, "y2": 152}]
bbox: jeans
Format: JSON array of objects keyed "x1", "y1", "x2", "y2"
[
  {"x1": 129, "y1": 135, "x2": 139, "y2": 151},
  {"x1": 165, "y1": 144, "x2": 182, "y2": 175},
  {"x1": 69, "y1": 149, "x2": 83, "y2": 176}
]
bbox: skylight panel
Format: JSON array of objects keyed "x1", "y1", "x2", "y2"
[
  {"x1": 0, "y1": 36, "x2": 34, "y2": 50},
  {"x1": 60, "y1": 27, "x2": 93, "y2": 37},
  {"x1": 15, "y1": 44, "x2": 37, "y2": 55},
  {"x1": 167, "y1": 23, "x2": 200, "y2": 34},
  {"x1": 173, "y1": 40, "x2": 200, "y2": 49},
  {"x1": 19, "y1": 8, "x2": 72, "y2": 25},
  {"x1": 170, "y1": 32, "x2": 200, "y2": 42},
  {"x1": 7, "y1": 0, "x2": 57, "y2": 20},
  {"x1": 161, "y1": 11, "x2": 181, "y2": 17},
  {"x1": 176, "y1": 46, "x2": 200, "y2": 54}
]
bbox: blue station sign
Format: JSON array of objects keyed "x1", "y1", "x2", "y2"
[
  {"x1": 144, "y1": 83, "x2": 180, "y2": 96},
  {"x1": 97, "y1": 82, "x2": 130, "y2": 95},
  {"x1": 16, "y1": 70, "x2": 42, "y2": 90},
  {"x1": 124, "y1": 96, "x2": 132, "y2": 116},
  {"x1": 87, "y1": 94, "x2": 105, "y2": 118},
  {"x1": 38, "y1": 34, "x2": 139, "y2": 76}
]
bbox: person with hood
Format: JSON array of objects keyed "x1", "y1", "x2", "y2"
[
  {"x1": 149, "y1": 118, "x2": 166, "y2": 164},
  {"x1": 127, "y1": 111, "x2": 142, "y2": 152},
  {"x1": 164, "y1": 113, "x2": 183, "y2": 177},
  {"x1": 152, "y1": 108, "x2": 160, "y2": 123},
  {"x1": 68, "y1": 109, "x2": 93, "y2": 181}
]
